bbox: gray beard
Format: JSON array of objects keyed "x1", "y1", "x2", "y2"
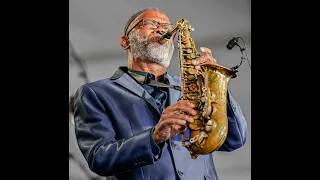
[{"x1": 128, "y1": 29, "x2": 174, "y2": 67}]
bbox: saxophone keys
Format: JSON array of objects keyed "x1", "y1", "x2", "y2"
[
  {"x1": 187, "y1": 67, "x2": 196, "y2": 74},
  {"x1": 187, "y1": 92, "x2": 198, "y2": 100},
  {"x1": 184, "y1": 41, "x2": 191, "y2": 48},
  {"x1": 179, "y1": 125, "x2": 188, "y2": 132},
  {"x1": 191, "y1": 113, "x2": 201, "y2": 120},
  {"x1": 188, "y1": 119, "x2": 202, "y2": 130},
  {"x1": 189, "y1": 136, "x2": 196, "y2": 143},
  {"x1": 187, "y1": 54, "x2": 193, "y2": 59},
  {"x1": 184, "y1": 60, "x2": 193, "y2": 64},
  {"x1": 190, "y1": 100, "x2": 199, "y2": 108},
  {"x1": 187, "y1": 74, "x2": 196, "y2": 81},
  {"x1": 190, "y1": 131, "x2": 208, "y2": 146},
  {"x1": 188, "y1": 83, "x2": 197, "y2": 91},
  {"x1": 182, "y1": 53, "x2": 194, "y2": 59},
  {"x1": 205, "y1": 120, "x2": 213, "y2": 132},
  {"x1": 210, "y1": 94, "x2": 216, "y2": 102},
  {"x1": 183, "y1": 54, "x2": 195, "y2": 59},
  {"x1": 186, "y1": 48, "x2": 193, "y2": 53},
  {"x1": 196, "y1": 70, "x2": 203, "y2": 76},
  {"x1": 191, "y1": 154, "x2": 198, "y2": 159},
  {"x1": 189, "y1": 123, "x2": 201, "y2": 130},
  {"x1": 183, "y1": 36, "x2": 190, "y2": 42}
]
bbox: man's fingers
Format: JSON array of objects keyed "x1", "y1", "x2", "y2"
[
  {"x1": 176, "y1": 100, "x2": 195, "y2": 107},
  {"x1": 191, "y1": 47, "x2": 217, "y2": 66},
  {"x1": 192, "y1": 54, "x2": 216, "y2": 65},
  {"x1": 172, "y1": 125, "x2": 185, "y2": 133},
  {"x1": 172, "y1": 105, "x2": 197, "y2": 116},
  {"x1": 163, "y1": 100, "x2": 195, "y2": 114},
  {"x1": 200, "y1": 47, "x2": 212, "y2": 56},
  {"x1": 164, "y1": 118, "x2": 187, "y2": 126},
  {"x1": 162, "y1": 113, "x2": 194, "y2": 123}
]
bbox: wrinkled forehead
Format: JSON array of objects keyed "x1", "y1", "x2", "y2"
[
  {"x1": 135, "y1": 10, "x2": 170, "y2": 24},
  {"x1": 125, "y1": 9, "x2": 171, "y2": 35}
]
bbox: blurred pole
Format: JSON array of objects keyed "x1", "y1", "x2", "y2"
[
  {"x1": 69, "y1": 40, "x2": 101, "y2": 180},
  {"x1": 69, "y1": 38, "x2": 91, "y2": 113},
  {"x1": 69, "y1": 38, "x2": 90, "y2": 84}
]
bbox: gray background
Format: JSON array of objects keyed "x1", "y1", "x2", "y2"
[{"x1": 69, "y1": 0, "x2": 251, "y2": 179}]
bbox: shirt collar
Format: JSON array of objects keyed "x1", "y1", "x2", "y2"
[{"x1": 127, "y1": 68, "x2": 169, "y2": 85}]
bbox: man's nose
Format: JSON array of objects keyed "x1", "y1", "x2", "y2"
[{"x1": 155, "y1": 28, "x2": 165, "y2": 35}]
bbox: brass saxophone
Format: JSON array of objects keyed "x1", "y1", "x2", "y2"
[{"x1": 159, "y1": 19, "x2": 238, "y2": 159}]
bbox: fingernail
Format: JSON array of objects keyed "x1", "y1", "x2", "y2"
[
  {"x1": 200, "y1": 47, "x2": 204, "y2": 51},
  {"x1": 190, "y1": 102, "x2": 195, "y2": 107},
  {"x1": 195, "y1": 65, "x2": 201, "y2": 70},
  {"x1": 192, "y1": 60, "x2": 196, "y2": 65}
]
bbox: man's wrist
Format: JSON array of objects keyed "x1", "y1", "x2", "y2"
[
  {"x1": 152, "y1": 130, "x2": 161, "y2": 144},
  {"x1": 150, "y1": 128, "x2": 165, "y2": 160},
  {"x1": 151, "y1": 129, "x2": 165, "y2": 148}
]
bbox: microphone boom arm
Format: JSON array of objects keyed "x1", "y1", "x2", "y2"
[{"x1": 227, "y1": 37, "x2": 251, "y2": 71}]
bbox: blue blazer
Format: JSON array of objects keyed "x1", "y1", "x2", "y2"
[{"x1": 74, "y1": 67, "x2": 248, "y2": 180}]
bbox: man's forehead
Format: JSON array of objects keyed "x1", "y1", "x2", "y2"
[
  {"x1": 124, "y1": 8, "x2": 171, "y2": 35},
  {"x1": 134, "y1": 10, "x2": 171, "y2": 24}
]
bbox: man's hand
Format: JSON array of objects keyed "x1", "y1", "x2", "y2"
[
  {"x1": 192, "y1": 47, "x2": 217, "y2": 70},
  {"x1": 152, "y1": 100, "x2": 196, "y2": 144}
]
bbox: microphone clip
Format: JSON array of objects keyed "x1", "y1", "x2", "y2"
[{"x1": 230, "y1": 65, "x2": 239, "y2": 78}]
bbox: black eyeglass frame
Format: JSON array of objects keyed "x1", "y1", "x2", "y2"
[{"x1": 126, "y1": 18, "x2": 174, "y2": 36}]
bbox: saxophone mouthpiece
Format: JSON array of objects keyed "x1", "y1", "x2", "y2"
[
  {"x1": 158, "y1": 23, "x2": 181, "y2": 44},
  {"x1": 158, "y1": 32, "x2": 172, "y2": 44}
]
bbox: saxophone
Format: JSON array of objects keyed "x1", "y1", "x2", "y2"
[{"x1": 159, "y1": 19, "x2": 238, "y2": 159}]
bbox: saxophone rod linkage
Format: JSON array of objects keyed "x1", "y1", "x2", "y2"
[{"x1": 158, "y1": 23, "x2": 181, "y2": 44}]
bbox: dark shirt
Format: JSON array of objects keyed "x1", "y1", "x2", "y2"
[
  {"x1": 127, "y1": 68, "x2": 170, "y2": 114},
  {"x1": 142, "y1": 79, "x2": 169, "y2": 115}
]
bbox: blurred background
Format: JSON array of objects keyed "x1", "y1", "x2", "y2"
[{"x1": 69, "y1": 0, "x2": 251, "y2": 179}]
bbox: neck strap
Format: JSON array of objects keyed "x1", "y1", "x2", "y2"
[{"x1": 127, "y1": 70, "x2": 181, "y2": 91}]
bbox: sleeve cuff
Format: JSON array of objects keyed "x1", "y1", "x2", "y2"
[{"x1": 149, "y1": 127, "x2": 165, "y2": 160}]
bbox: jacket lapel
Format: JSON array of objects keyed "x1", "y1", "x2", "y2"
[{"x1": 111, "y1": 67, "x2": 160, "y2": 114}]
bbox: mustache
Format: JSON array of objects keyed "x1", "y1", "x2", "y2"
[
  {"x1": 147, "y1": 34, "x2": 172, "y2": 46},
  {"x1": 148, "y1": 35, "x2": 161, "y2": 42}
]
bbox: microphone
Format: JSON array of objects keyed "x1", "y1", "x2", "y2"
[
  {"x1": 226, "y1": 36, "x2": 251, "y2": 72},
  {"x1": 226, "y1": 37, "x2": 239, "y2": 50}
]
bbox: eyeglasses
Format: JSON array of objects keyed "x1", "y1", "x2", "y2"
[{"x1": 126, "y1": 19, "x2": 174, "y2": 36}]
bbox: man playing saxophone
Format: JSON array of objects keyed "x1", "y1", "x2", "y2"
[{"x1": 73, "y1": 7, "x2": 247, "y2": 180}]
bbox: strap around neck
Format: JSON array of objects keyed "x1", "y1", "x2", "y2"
[{"x1": 127, "y1": 69, "x2": 181, "y2": 91}]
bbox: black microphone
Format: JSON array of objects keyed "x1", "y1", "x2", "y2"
[{"x1": 226, "y1": 37, "x2": 239, "y2": 50}]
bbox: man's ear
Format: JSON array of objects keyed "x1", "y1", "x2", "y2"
[{"x1": 120, "y1": 36, "x2": 130, "y2": 50}]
